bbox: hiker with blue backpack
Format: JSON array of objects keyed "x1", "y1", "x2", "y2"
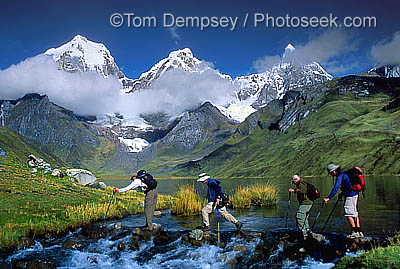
[
  {"x1": 323, "y1": 164, "x2": 364, "y2": 239},
  {"x1": 197, "y1": 173, "x2": 242, "y2": 231},
  {"x1": 289, "y1": 175, "x2": 319, "y2": 240}
]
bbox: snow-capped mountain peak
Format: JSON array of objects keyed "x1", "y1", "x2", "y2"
[
  {"x1": 233, "y1": 44, "x2": 332, "y2": 109},
  {"x1": 45, "y1": 35, "x2": 122, "y2": 79},
  {"x1": 122, "y1": 47, "x2": 225, "y2": 93},
  {"x1": 284, "y1": 43, "x2": 296, "y2": 54}
]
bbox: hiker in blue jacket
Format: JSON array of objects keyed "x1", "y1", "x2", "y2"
[
  {"x1": 197, "y1": 173, "x2": 242, "y2": 231},
  {"x1": 323, "y1": 164, "x2": 363, "y2": 239}
]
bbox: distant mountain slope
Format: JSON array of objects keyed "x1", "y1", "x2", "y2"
[
  {"x1": 172, "y1": 76, "x2": 400, "y2": 177},
  {"x1": 0, "y1": 127, "x2": 66, "y2": 167},
  {"x1": 0, "y1": 93, "x2": 118, "y2": 169},
  {"x1": 141, "y1": 102, "x2": 238, "y2": 172}
]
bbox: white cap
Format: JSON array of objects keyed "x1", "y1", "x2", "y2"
[
  {"x1": 292, "y1": 175, "x2": 300, "y2": 180},
  {"x1": 197, "y1": 173, "x2": 210, "y2": 182}
]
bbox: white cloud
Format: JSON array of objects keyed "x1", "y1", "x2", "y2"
[
  {"x1": 253, "y1": 55, "x2": 281, "y2": 73},
  {"x1": 0, "y1": 54, "x2": 236, "y2": 117},
  {"x1": 168, "y1": 26, "x2": 181, "y2": 44},
  {"x1": 253, "y1": 30, "x2": 358, "y2": 75},
  {"x1": 0, "y1": 54, "x2": 121, "y2": 115},
  {"x1": 116, "y1": 68, "x2": 236, "y2": 116},
  {"x1": 371, "y1": 31, "x2": 400, "y2": 66}
]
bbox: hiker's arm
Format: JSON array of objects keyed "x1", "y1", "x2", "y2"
[
  {"x1": 118, "y1": 179, "x2": 142, "y2": 193},
  {"x1": 327, "y1": 176, "x2": 342, "y2": 200}
]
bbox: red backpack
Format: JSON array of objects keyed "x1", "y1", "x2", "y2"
[{"x1": 345, "y1": 166, "x2": 366, "y2": 192}]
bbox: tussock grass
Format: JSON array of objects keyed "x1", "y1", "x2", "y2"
[
  {"x1": 171, "y1": 183, "x2": 205, "y2": 216},
  {"x1": 230, "y1": 182, "x2": 278, "y2": 209}
]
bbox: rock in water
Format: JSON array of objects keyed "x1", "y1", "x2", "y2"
[
  {"x1": 152, "y1": 223, "x2": 162, "y2": 230},
  {"x1": 189, "y1": 229, "x2": 204, "y2": 241},
  {"x1": 18, "y1": 237, "x2": 35, "y2": 249},
  {"x1": 311, "y1": 233, "x2": 324, "y2": 242},
  {"x1": 153, "y1": 211, "x2": 162, "y2": 217}
]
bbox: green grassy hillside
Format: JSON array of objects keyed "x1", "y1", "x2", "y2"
[
  {"x1": 0, "y1": 156, "x2": 174, "y2": 251},
  {"x1": 0, "y1": 127, "x2": 66, "y2": 167},
  {"x1": 171, "y1": 76, "x2": 400, "y2": 178}
]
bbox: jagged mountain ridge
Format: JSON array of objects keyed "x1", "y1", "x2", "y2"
[
  {"x1": 170, "y1": 75, "x2": 400, "y2": 178},
  {"x1": 370, "y1": 65, "x2": 400, "y2": 78},
  {"x1": 234, "y1": 44, "x2": 333, "y2": 109},
  {"x1": 44, "y1": 36, "x2": 332, "y2": 117}
]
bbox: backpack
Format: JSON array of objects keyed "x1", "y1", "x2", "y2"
[
  {"x1": 344, "y1": 166, "x2": 366, "y2": 192},
  {"x1": 139, "y1": 173, "x2": 158, "y2": 192},
  {"x1": 217, "y1": 193, "x2": 229, "y2": 208},
  {"x1": 305, "y1": 182, "x2": 320, "y2": 201}
]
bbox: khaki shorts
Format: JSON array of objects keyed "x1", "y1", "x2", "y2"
[{"x1": 344, "y1": 195, "x2": 358, "y2": 217}]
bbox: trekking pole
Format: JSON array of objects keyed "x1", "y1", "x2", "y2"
[
  {"x1": 321, "y1": 195, "x2": 341, "y2": 233},
  {"x1": 285, "y1": 192, "x2": 292, "y2": 229},
  {"x1": 103, "y1": 191, "x2": 115, "y2": 227},
  {"x1": 311, "y1": 203, "x2": 325, "y2": 230},
  {"x1": 217, "y1": 208, "x2": 220, "y2": 243}
]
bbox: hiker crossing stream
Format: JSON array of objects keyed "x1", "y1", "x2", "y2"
[{"x1": 2, "y1": 176, "x2": 399, "y2": 268}]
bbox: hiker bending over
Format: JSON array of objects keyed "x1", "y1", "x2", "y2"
[
  {"x1": 323, "y1": 164, "x2": 363, "y2": 239},
  {"x1": 289, "y1": 175, "x2": 313, "y2": 240},
  {"x1": 197, "y1": 173, "x2": 242, "y2": 231},
  {"x1": 113, "y1": 170, "x2": 158, "y2": 231}
]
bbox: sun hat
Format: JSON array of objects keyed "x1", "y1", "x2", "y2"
[
  {"x1": 197, "y1": 172, "x2": 210, "y2": 182},
  {"x1": 327, "y1": 164, "x2": 339, "y2": 173}
]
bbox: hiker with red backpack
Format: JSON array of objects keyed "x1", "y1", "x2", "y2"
[
  {"x1": 323, "y1": 164, "x2": 364, "y2": 239},
  {"x1": 289, "y1": 175, "x2": 319, "y2": 240}
]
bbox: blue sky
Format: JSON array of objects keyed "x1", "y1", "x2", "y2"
[{"x1": 1, "y1": 0, "x2": 399, "y2": 78}]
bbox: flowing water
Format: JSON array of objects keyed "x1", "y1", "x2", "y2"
[{"x1": 2, "y1": 176, "x2": 399, "y2": 268}]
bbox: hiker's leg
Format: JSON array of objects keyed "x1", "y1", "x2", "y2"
[
  {"x1": 201, "y1": 202, "x2": 214, "y2": 227},
  {"x1": 219, "y1": 206, "x2": 238, "y2": 224},
  {"x1": 144, "y1": 189, "x2": 157, "y2": 228},
  {"x1": 346, "y1": 216, "x2": 356, "y2": 227},
  {"x1": 303, "y1": 204, "x2": 312, "y2": 232},
  {"x1": 344, "y1": 195, "x2": 358, "y2": 230},
  {"x1": 355, "y1": 196, "x2": 360, "y2": 228},
  {"x1": 296, "y1": 205, "x2": 311, "y2": 237}
]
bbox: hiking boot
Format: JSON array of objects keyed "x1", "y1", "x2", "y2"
[
  {"x1": 195, "y1": 225, "x2": 210, "y2": 231},
  {"x1": 142, "y1": 226, "x2": 153, "y2": 231},
  {"x1": 235, "y1": 221, "x2": 242, "y2": 231},
  {"x1": 346, "y1": 231, "x2": 358, "y2": 239}
]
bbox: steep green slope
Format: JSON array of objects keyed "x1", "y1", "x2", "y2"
[
  {"x1": 172, "y1": 76, "x2": 400, "y2": 178},
  {"x1": 0, "y1": 94, "x2": 121, "y2": 174},
  {"x1": 0, "y1": 127, "x2": 66, "y2": 167}
]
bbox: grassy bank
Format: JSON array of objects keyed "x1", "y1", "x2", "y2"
[
  {"x1": 171, "y1": 182, "x2": 279, "y2": 215},
  {"x1": 335, "y1": 233, "x2": 400, "y2": 269},
  {"x1": 171, "y1": 183, "x2": 206, "y2": 216},
  {"x1": 0, "y1": 162, "x2": 175, "y2": 251}
]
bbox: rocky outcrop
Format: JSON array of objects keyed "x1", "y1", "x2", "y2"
[{"x1": 66, "y1": 169, "x2": 97, "y2": 186}]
